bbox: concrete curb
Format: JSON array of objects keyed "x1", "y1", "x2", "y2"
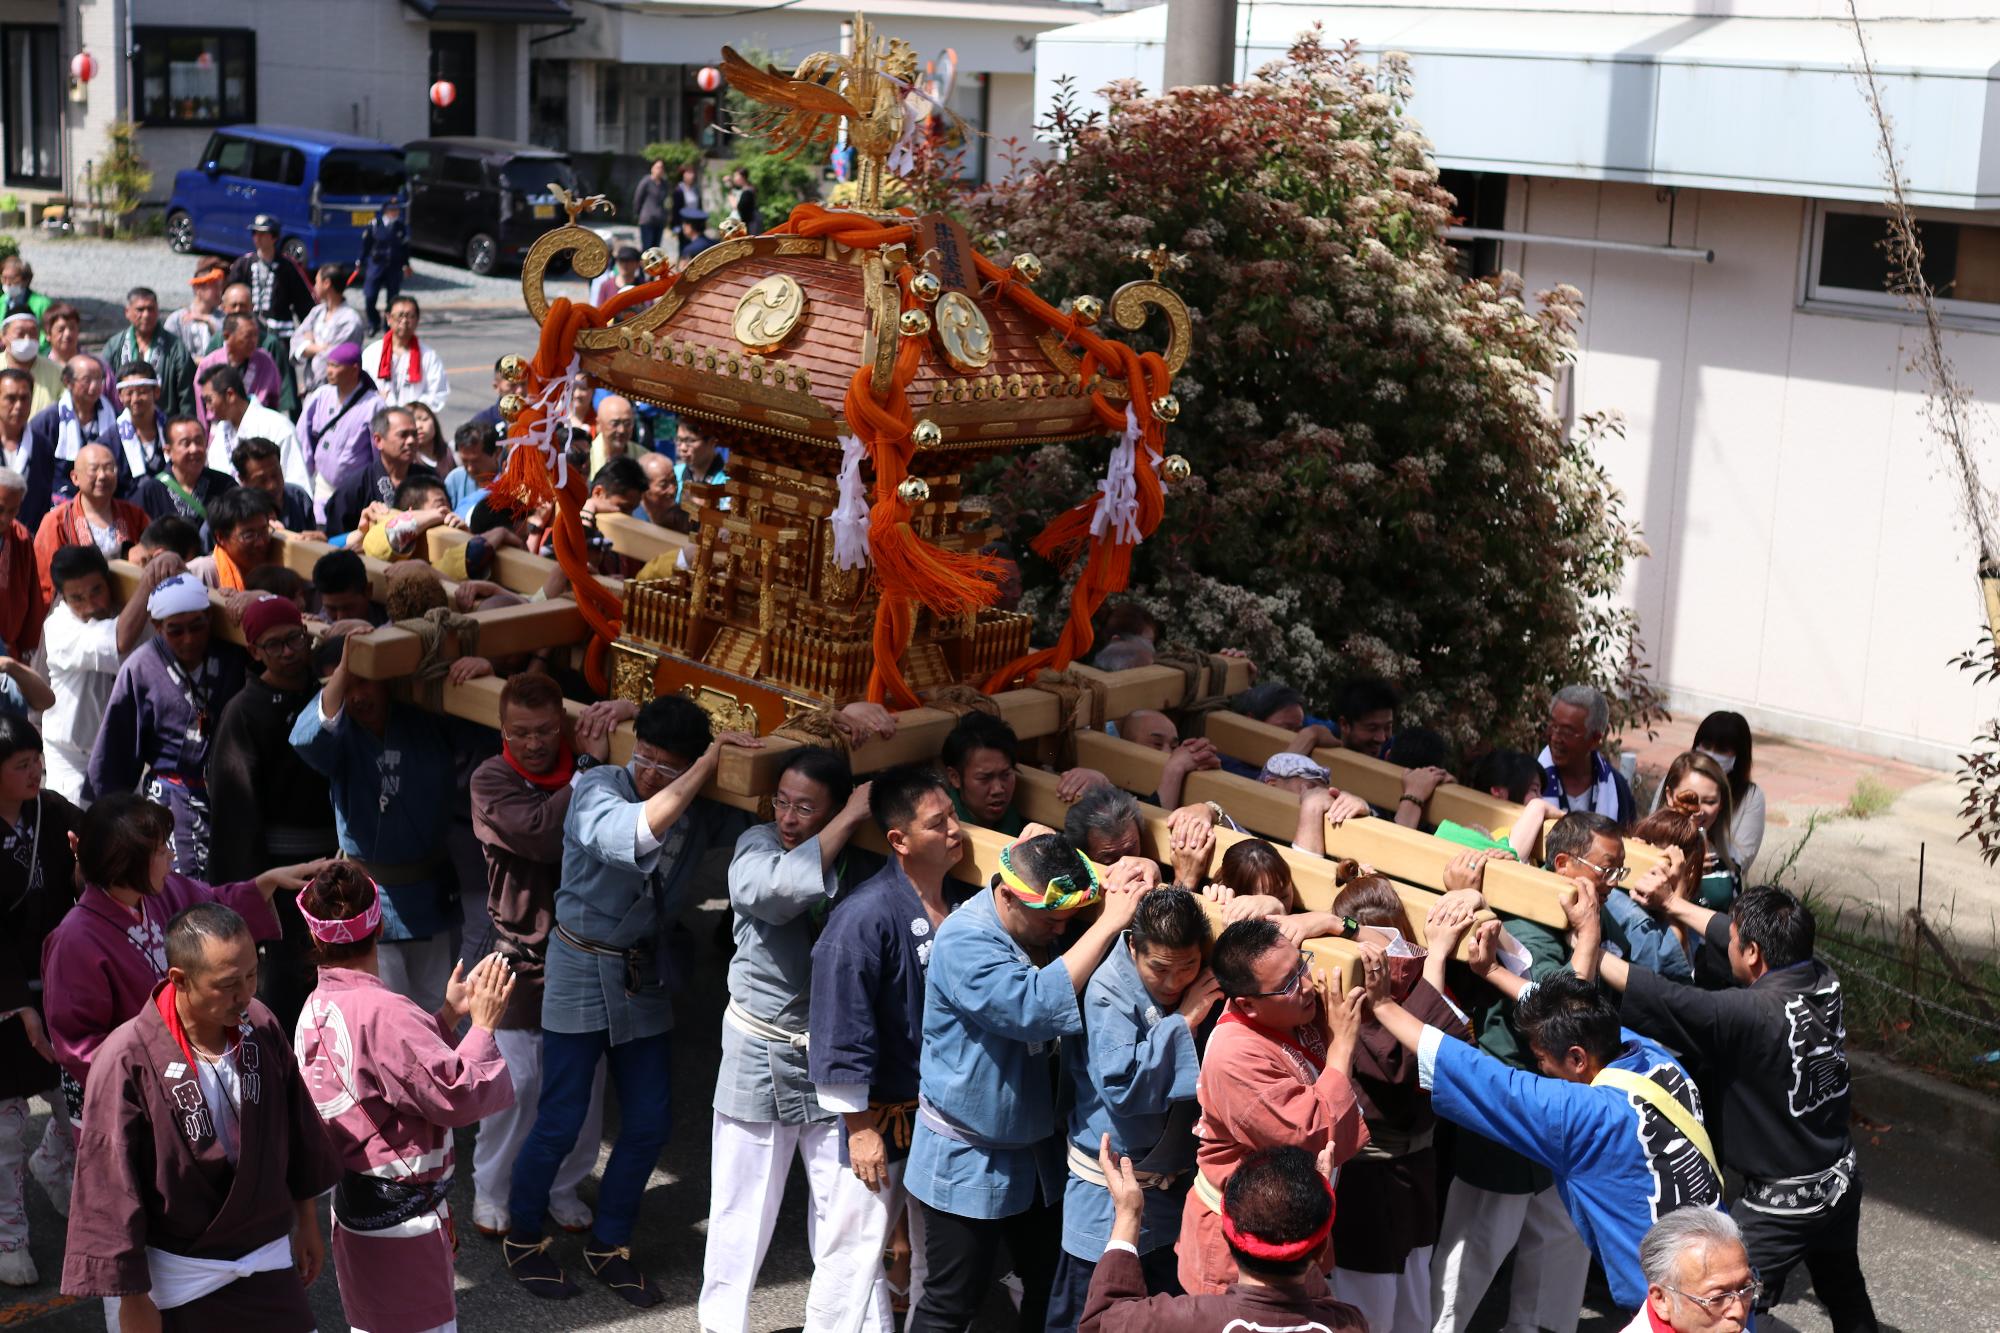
[{"x1": 1849, "y1": 1049, "x2": 2000, "y2": 1162}]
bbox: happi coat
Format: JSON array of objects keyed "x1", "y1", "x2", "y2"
[
  {"x1": 1079, "y1": 1247, "x2": 1369, "y2": 1333},
  {"x1": 1060, "y1": 935, "x2": 1201, "y2": 1261},
  {"x1": 808, "y1": 859, "x2": 951, "y2": 1144},
  {"x1": 0, "y1": 791, "x2": 82, "y2": 1100},
  {"x1": 62, "y1": 991, "x2": 341, "y2": 1328},
  {"x1": 543, "y1": 761, "x2": 745, "y2": 1045},
  {"x1": 907, "y1": 887, "x2": 1083, "y2": 1221},
  {"x1": 1179, "y1": 1003, "x2": 1372, "y2": 1295},
  {"x1": 289, "y1": 693, "x2": 458, "y2": 942},
  {"x1": 40, "y1": 876, "x2": 277, "y2": 1104},
  {"x1": 294, "y1": 966, "x2": 514, "y2": 1333},
  {"x1": 1418, "y1": 1018, "x2": 1724, "y2": 1310},
  {"x1": 716, "y1": 822, "x2": 880, "y2": 1126},
  {"x1": 469, "y1": 752, "x2": 572, "y2": 1030}
]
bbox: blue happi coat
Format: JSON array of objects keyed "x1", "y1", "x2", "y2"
[
  {"x1": 1419, "y1": 1020, "x2": 1723, "y2": 1310},
  {"x1": 1059, "y1": 936, "x2": 1200, "y2": 1259},
  {"x1": 907, "y1": 887, "x2": 1082, "y2": 1220},
  {"x1": 808, "y1": 859, "x2": 938, "y2": 1108},
  {"x1": 288, "y1": 692, "x2": 456, "y2": 940}
]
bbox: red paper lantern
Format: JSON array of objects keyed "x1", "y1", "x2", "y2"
[
  {"x1": 696, "y1": 65, "x2": 721, "y2": 93},
  {"x1": 70, "y1": 51, "x2": 96, "y2": 83},
  {"x1": 430, "y1": 80, "x2": 457, "y2": 108}
]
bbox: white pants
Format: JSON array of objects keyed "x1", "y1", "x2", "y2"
[
  {"x1": 1431, "y1": 1181, "x2": 1590, "y2": 1333},
  {"x1": 44, "y1": 743, "x2": 89, "y2": 807},
  {"x1": 0, "y1": 1094, "x2": 73, "y2": 1250},
  {"x1": 472, "y1": 1026, "x2": 605, "y2": 1208},
  {"x1": 379, "y1": 935, "x2": 456, "y2": 1016},
  {"x1": 1336, "y1": 1246, "x2": 1434, "y2": 1333},
  {"x1": 697, "y1": 1110, "x2": 924, "y2": 1333}
]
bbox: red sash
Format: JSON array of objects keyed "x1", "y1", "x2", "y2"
[
  {"x1": 503, "y1": 738, "x2": 574, "y2": 790},
  {"x1": 379, "y1": 336, "x2": 421, "y2": 386}
]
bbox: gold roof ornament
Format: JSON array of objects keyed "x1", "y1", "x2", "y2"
[{"x1": 720, "y1": 13, "x2": 924, "y2": 216}]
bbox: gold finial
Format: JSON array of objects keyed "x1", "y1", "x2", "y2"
[
  {"x1": 1068, "y1": 295, "x2": 1104, "y2": 325},
  {"x1": 910, "y1": 419, "x2": 943, "y2": 448},
  {"x1": 719, "y1": 217, "x2": 748, "y2": 240},
  {"x1": 1152, "y1": 393, "x2": 1181, "y2": 423},
  {"x1": 550, "y1": 183, "x2": 612, "y2": 226},
  {"x1": 498, "y1": 354, "x2": 530, "y2": 382},
  {"x1": 1131, "y1": 244, "x2": 1190, "y2": 283},
  {"x1": 897, "y1": 476, "x2": 931, "y2": 505},
  {"x1": 1162, "y1": 454, "x2": 1192, "y2": 483},
  {"x1": 499, "y1": 393, "x2": 527, "y2": 421},
  {"x1": 899, "y1": 308, "x2": 933, "y2": 338},
  {"x1": 1012, "y1": 253, "x2": 1043, "y2": 284},
  {"x1": 640, "y1": 247, "x2": 671, "y2": 275}
]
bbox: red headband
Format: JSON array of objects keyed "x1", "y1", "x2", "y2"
[{"x1": 1219, "y1": 1174, "x2": 1337, "y2": 1264}]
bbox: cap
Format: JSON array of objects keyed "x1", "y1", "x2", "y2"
[
  {"x1": 1259, "y1": 751, "x2": 1332, "y2": 785},
  {"x1": 614, "y1": 244, "x2": 642, "y2": 262},
  {"x1": 251, "y1": 214, "x2": 280, "y2": 234},
  {"x1": 240, "y1": 593, "x2": 304, "y2": 647},
  {"x1": 327, "y1": 341, "x2": 362, "y2": 367},
  {"x1": 682, "y1": 208, "x2": 709, "y2": 223}
]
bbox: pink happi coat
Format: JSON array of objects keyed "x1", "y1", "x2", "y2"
[
  {"x1": 293, "y1": 966, "x2": 514, "y2": 1333},
  {"x1": 41, "y1": 877, "x2": 279, "y2": 1093}
]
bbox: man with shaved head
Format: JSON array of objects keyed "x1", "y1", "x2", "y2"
[
  {"x1": 21, "y1": 354, "x2": 120, "y2": 532},
  {"x1": 638, "y1": 451, "x2": 682, "y2": 530},
  {"x1": 589, "y1": 393, "x2": 643, "y2": 478},
  {"x1": 1114, "y1": 709, "x2": 1223, "y2": 810},
  {"x1": 32, "y1": 442, "x2": 146, "y2": 598}
]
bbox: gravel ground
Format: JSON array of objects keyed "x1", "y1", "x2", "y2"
[{"x1": 0, "y1": 230, "x2": 597, "y2": 341}]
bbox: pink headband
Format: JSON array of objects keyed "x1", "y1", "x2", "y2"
[{"x1": 298, "y1": 877, "x2": 382, "y2": 945}]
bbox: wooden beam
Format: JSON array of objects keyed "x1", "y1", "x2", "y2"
[
  {"x1": 598, "y1": 510, "x2": 692, "y2": 568},
  {"x1": 1198, "y1": 709, "x2": 1662, "y2": 877},
  {"x1": 274, "y1": 532, "x2": 401, "y2": 601},
  {"x1": 426, "y1": 528, "x2": 566, "y2": 598},
  {"x1": 110, "y1": 560, "x2": 247, "y2": 647},
  {"x1": 344, "y1": 599, "x2": 586, "y2": 678}
]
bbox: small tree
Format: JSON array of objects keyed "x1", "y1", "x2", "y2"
[
  {"x1": 967, "y1": 34, "x2": 1661, "y2": 748},
  {"x1": 642, "y1": 140, "x2": 704, "y2": 176},
  {"x1": 86, "y1": 120, "x2": 152, "y2": 236},
  {"x1": 721, "y1": 47, "x2": 824, "y2": 222}
]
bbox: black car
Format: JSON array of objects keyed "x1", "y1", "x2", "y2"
[{"x1": 402, "y1": 137, "x2": 579, "y2": 275}]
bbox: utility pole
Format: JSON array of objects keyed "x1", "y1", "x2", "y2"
[{"x1": 1162, "y1": 0, "x2": 1239, "y2": 90}]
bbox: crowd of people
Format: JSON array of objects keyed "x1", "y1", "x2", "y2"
[{"x1": 0, "y1": 224, "x2": 1871, "y2": 1333}]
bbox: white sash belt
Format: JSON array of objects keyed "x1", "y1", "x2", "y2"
[
  {"x1": 723, "y1": 999, "x2": 809, "y2": 1052},
  {"x1": 146, "y1": 1233, "x2": 293, "y2": 1310}
]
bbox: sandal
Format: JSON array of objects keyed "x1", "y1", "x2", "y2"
[
  {"x1": 583, "y1": 1241, "x2": 663, "y2": 1309},
  {"x1": 502, "y1": 1235, "x2": 577, "y2": 1300}
]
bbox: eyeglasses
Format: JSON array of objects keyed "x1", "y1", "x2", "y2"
[
  {"x1": 1547, "y1": 723, "x2": 1589, "y2": 741},
  {"x1": 1241, "y1": 954, "x2": 1311, "y2": 999},
  {"x1": 630, "y1": 754, "x2": 685, "y2": 781},
  {"x1": 256, "y1": 629, "x2": 309, "y2": 655},
  {"x1": 1574, "y1": 855, "x2": 1629, "y2": 886},
  {"x1": 771, "y1": 795, "x2": 819, "y2": 820},
  {"x1": 1668, "y1": 1279, "x2": 1762, "y2": 1313}
]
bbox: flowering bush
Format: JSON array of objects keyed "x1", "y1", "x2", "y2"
[{"x1": 967, "y1": 33, "x2": 1661, "y2": 747}]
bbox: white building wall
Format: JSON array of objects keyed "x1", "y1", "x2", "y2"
[{"x1": 1507, "y1": 178, "x2": 2000, "y2": 767}]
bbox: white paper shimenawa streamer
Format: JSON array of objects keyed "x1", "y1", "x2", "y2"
[
  {"x1": 511, "y1": 354, "x2": 579, "y2": 493},
  {"x1": 1090, "y1": 406, "x2": 1154, "y2": 547},
  {"x1": 832, "y1": 432, "x2": 872, "y2": 570}
]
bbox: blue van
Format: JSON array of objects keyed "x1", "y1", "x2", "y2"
[{"x1": 165, "y1": 126, "x2": 407, "y2": 268}]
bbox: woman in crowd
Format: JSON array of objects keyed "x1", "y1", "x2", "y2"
[
  {"x1": 39, "y1": 792, "x2": 322, "y2": 1121},
  {"x1": 1328, "y1": 874, "x2": 1477, "y2": 1333},
  {"x1": 1653, "y1": 752, "x2": 1740, "y2": 912},
  {"x1": 0, "y1": 717, "x2": 82, "y2": 1286},
  {"x1": 1210, "y1": 841, "x2": 1361, "y2": 945},
  {"x1": 1690, "y1": 710, "x2": 1765, "y2": 875},
  {"x1": 409, "y1": 401, "x2": 449, "y2": 479},
  {"x1": 1617, "y1": 808, "x2": 1708, "y2": 981},
  {"x1": 294, "y1": 862, "x2": 517, "y2": 1333}
]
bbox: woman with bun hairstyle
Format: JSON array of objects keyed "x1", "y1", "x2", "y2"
[{"x1": 293, "y1": 862, "x2": 517, "y2": 1333}]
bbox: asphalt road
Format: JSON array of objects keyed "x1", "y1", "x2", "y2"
[{"x1": 4, "y1": 879, "x2": 1995, "y2": 1330}]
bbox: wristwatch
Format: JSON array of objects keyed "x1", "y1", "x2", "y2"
[
  {"x1": 574, "y1": 753, "x2": 602, "y2": 771},
  {"x1": 1339, "y1": 915, "x2": 1360, "y2": 938}
]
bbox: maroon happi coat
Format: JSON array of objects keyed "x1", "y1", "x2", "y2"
[{"x1": 61, "y1": 990, "x2": 341, "y2": 1328}]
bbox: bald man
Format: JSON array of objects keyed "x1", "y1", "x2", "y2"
[
  {"x1": 589, "y1": 394, "x2": 643, "y2": 478},
  {"x1": 22, "y1": 355, "x2": 122, "y2": 532},
  {"x1": 639, "y1": 451, "x2": 682, "y2": 530},
  {"x1": 33, "y1": 442, "x2": 147, "y2": 597},
  {"x1": 1114, "y1": 709, "x2": 1222, "y2": 810}
]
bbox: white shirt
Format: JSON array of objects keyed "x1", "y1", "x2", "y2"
[
  {"x1": 192, "y1": 1038, "x2": 244, "y2": 1164},
  {"x1": 361, "y1": 337, "x2": 450, "y2": 413},
  {"x1": 208, "y1": 399, "x2": 308, "y2": 492},
  {"x1": 41, "y1": 602, "x2": 123, "y2": 753}
]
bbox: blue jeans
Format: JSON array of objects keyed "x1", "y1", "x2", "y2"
[{"x1": 508, "y1": 1027, "x2": 672, "y2": 1247}]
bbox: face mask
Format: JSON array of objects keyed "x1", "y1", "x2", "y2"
[
  {"x1": 7, "y1": 338, "x2": 35, "y2": 363},
  {"x1": 1696, "y1": 748, "x2": 1735, "y2": 776},
  {"x1": 3, "y1": 285, "x2": 23, "y2": 302}
]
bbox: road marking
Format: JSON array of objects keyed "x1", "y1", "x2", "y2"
[{"x1": 0, "y1": 1292, "x2": 88, "y2": 1325}]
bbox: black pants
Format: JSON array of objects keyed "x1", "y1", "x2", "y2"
[
  {"x1": 1044, "y1": 1243, "x2": 1181, "y2": 1333},
  {"x1": 910, "y1": 1196, "x2": 1063, "y2": 1333},
  {"x1": 1734, "y1": 1180, "x2": 1879, "y2": 1333}
]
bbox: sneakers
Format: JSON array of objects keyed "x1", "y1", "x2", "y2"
[
  {"x1": 548, "y1": 1194, "x2": 593, "y2": 1233},
  {"x1": 0, "y1": 1247, "x2": 37, "y2": 1287},
  {"x1": 583, "y1": 1241, "x2": 663, "y2": 1309},
  {"x1": 472, "y1": 1196, "x2": 509, "y2": 1238},
  {"x1": 502, "y1": 1236, "x2": 577, "y2": 1300}
]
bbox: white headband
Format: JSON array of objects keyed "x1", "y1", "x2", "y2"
[
  {"x1": 118, "y1": 376, "x2": 161, "y2": 390},
  {"x1": 147, "y1": 575, "x2": 211, "y2": 620}
]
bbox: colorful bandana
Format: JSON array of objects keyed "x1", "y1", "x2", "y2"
[
  {"x1": 996, "y1": 841, "x2": 1101, "y2": 911},
  {"x1": 298, "y1": 877, "x2": 383, "y2": 945}
]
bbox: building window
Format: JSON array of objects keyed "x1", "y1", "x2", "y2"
[
  {"x1": 2, "y1": 25, "x2": 60, "y2": 187},
  {"x1": 133, "y1": 28, "x2": 254, "y2": 127},
  {"x1": 1439, "y1": 169, "x2": 1508, "y2": 280},
  {"x1": 1804, "y1": 201, "x2": 2000, "y2": 323}
]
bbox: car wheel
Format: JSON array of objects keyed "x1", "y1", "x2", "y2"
[
  {"x1": 280, "y1": 236, "x2": 309, "y2": 266},
  {"x1": 465, "y1": 232, "x2": 498, "y2": 276},
  {"x1": 166, "y1": 211, "x2": 195, "y2": 254}
]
